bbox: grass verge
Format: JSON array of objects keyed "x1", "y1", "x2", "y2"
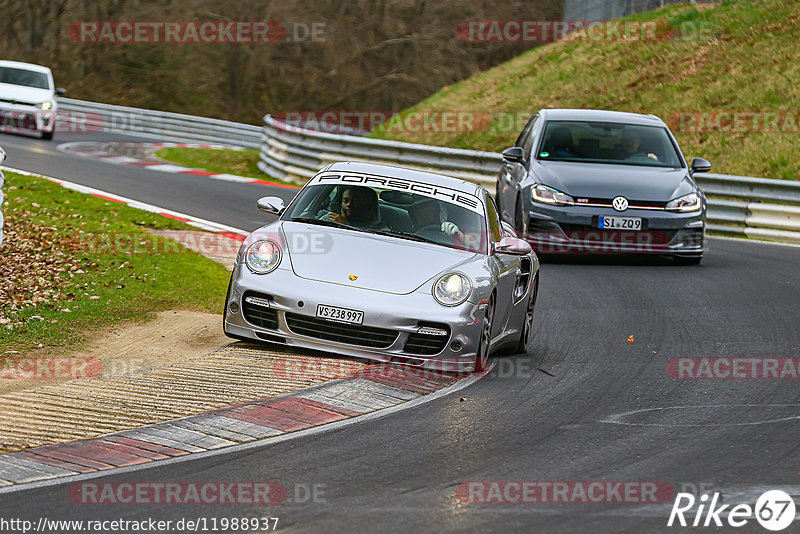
[
  {"x1": 369, "y1": 0, "x2": 800, "y2": 180},
  {"x1": 156, "y1": 147, "x2": 297, "y2": 186},
  {"x1": 0, "y1": 170, "x2": 230, "y2": 356}
]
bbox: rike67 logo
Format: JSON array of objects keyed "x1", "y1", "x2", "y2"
[{"x1": 668, "y1": 490, "x2": 796, "y2": 531}]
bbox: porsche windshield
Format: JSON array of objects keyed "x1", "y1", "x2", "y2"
[
  {"x1": 283, "y1": 183, "x2": 486, "y2": 252},
  {"x1": 537, "y1": 120, "x2": 684, "y2": 168}
]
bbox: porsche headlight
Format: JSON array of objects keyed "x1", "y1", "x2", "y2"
[
  {"x1": 245, "y1": 240, "x2": 281, "y2": 274},
  {"x1": 532, "y1": 184, "x2": 574, "y2": 205},
  {"x1": 666, "y1": 193, "x2": 701, "y2": 212},
  {"x1": 36, "y1": 101, "x2": 53, "y2": 110},
  {"x1": 433, "y1": 273, "x2": 472, "y2": 307}
]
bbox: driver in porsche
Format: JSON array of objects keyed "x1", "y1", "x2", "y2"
[{"x1": 410, "y1": 199, "x2": 465, "y2": 244}]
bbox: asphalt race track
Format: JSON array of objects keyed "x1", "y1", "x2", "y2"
[
  {"x1": 0, "y1": 131, "x2": 294, "y2": 232},
  {"x1": 2, "y1": 130, "x2": 799, "y2": 533}
]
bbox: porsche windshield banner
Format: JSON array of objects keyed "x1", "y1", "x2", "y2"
[{"x1": 311, "y1": 173, "x2": 484, "y2": 214}]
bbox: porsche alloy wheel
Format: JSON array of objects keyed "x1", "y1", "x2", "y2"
[
  {"x1": 515, "y1": 275, "x2": 538, "y2": 354},
  {"x1": 474, "y1": 294, "x2": 494, "y2": 373}
]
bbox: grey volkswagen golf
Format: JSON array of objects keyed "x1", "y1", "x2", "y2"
[{"x1": 496, "y1": 109, "x2": 710, "y2": 264}]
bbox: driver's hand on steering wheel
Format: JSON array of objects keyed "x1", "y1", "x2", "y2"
[
  {"x1": 441, "y1": 221, "x2": 459, "y2": 236},
  {"x1": 328, "y1": 212, "x2": 347, "y2": 224}
]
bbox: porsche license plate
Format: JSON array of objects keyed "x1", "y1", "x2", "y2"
[
  {"x1": 599, "y1": 216, "x2": 642, "y2": 230},
  {"x1": 316, "y1": 304, "x2": 364, "y2": 325}
]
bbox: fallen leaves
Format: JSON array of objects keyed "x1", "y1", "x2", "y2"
[{"x1": 0, "y1": 208, "x2": 91, "y2": 329}]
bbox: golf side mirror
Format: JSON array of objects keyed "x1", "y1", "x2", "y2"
[
  {"x1": 690, "y1": 157, "x2": 712, "y2": 174},
  {"x1": 502, "y1": 147, "x2": 525, "y2": 164}
]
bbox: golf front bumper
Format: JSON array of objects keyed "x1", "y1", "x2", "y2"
[{"x1": 522, "y1": 203, "x2": 705, "y2": 256}]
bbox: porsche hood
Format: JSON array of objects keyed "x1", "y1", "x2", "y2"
[{"x1": 281, "y1": 222, "x2": 477, "y2": 294}]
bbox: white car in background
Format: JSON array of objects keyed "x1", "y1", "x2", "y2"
[
  {"x1": 0, "y1": 145, "x2": 5, "y2": 247},
  {"x1": 0, "y1": 60, "x2": 65, "y2": 140}
]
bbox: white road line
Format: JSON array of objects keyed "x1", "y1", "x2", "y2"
[
  {"x1": 98, "y1": 156, "x2": 141, "y2": 164},
  {"x1": 1, "y1": 165, "x2": 249, "y2": 237},
  {"x1": 144, "y1": 164, "x2": 194, "y2": 173}
]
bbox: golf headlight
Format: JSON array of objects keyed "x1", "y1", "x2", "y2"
[
  {"x1": 245, "y1": 240, "x2": 281, "y2": 274},
  {"x1": 433, "y1": 273, "x2": 472, "y2": 306},
  {"x1": 532, "y1": 184, "x2": 574, "y2": 205},
  {"x1": 36, "y1": 102, "x2": 53, "y2": 110},
  {"x1": 666, "y1": 193, "x2": 701, "y2": 212}
]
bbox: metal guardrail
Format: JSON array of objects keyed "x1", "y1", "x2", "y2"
[
  {"x1": 57, "y1": 98, "x2": 262, "y2": 148},
  {"x1": 45, "y1": 99, "x2": 800, "y2": 245},
  {"x1": 259, "y1": 114, "x2": 800, "y2": 244},
  {"x1": 695, "y1": 173, "x2": 800, "y2": 243},
  {"x1": 258, "y1": 115, "x2": 502, "y2": 187}
]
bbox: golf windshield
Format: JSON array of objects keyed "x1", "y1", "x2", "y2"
[{"x1": 537, "y1": 120, "x2": 684, "y2": 168}]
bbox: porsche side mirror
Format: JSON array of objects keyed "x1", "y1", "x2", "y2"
[
  {"x1": 257, "y1": 196, "x2": 285, "y2": 215},
  {"x1": 495, "y1": 236, "x2": 532, "y2": 255},
  {"x1": 55, "y1": 88, "x2": 67, "y2": 96},
  {"x1": 0, "y1": 146, "x2": 6, "y2": 165},
  {"x1": 501, "y1": 220, "x2": 516, "y2": 238},
  {"x1": 690, "y1": 157, "x2": 712, "y2": 174},
  {"x1": 502, "y1": 147, "x2": 525, "y2": 164}
]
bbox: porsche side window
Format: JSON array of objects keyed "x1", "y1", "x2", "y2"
[{"x1": 486, "y1": 197, "x2": 502, "y2": 243}]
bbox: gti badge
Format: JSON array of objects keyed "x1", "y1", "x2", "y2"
[
  {"x1": 349, "y1": 275, "x2": 358, "y2": 281},
  {"x1": 612, "y1": 196, "x2": 629, "y2": 212}
]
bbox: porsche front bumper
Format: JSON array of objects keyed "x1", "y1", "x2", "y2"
[{"x1": 224, "y1": 263, "x2": 486, "y2": 373}]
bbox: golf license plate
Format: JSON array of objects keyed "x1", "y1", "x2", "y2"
[
  {"x1": 599, "y1": 216, "x2": 642, "y2": 230},
  {"x1": 316, "y1": 304, "x2": 364, "y2": 325}
]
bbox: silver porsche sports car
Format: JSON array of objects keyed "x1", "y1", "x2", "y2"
[{"x1": 224, "y1": 162, "x2": 540, "y2": 373}]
